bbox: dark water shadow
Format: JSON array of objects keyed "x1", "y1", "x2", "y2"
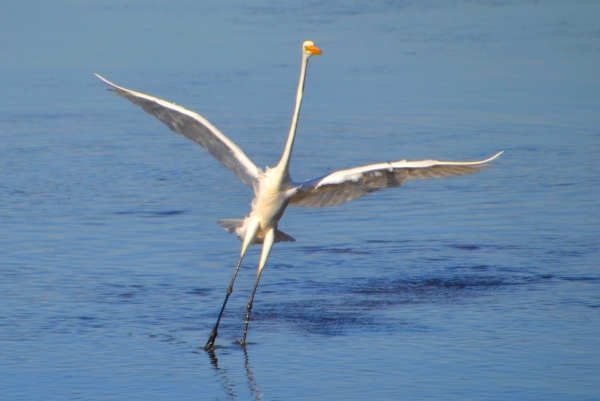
[
  {"x1": 255, "y1": 270, "x2": 552, "y2": 336},
  {"x1": 113, "y1": 210, "x2": 186, "y2": 218}
]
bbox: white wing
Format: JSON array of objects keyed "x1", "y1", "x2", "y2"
[
  {"x1": 95, "y1": 74, "x2": 262, "y2": 189},
  {"x1": 290, "y1": 151, "x2": 503, "y2": 208}
]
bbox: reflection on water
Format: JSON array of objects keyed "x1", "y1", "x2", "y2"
[
  {"x1": 243, "y1": 349, "x2": 264, "y2": 401},
  {"x1": 205, "y1": 348, "x2": 264, "y2": 401},
  {"x1": 206, "y1": 349, "x2": 237, "y2": 400}
]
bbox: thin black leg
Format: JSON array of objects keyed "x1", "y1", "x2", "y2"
[
  {"x1": 204, "y1": 253, "x2": 245, "y2": 351},
  {"x1": 239, "y1": 269, "x2": 264, "y2": 346}
]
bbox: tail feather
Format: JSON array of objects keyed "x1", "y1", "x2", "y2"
[
  {"x1": 274, "y1": 230, "x2": 296, "y2": 243},
  {"x1": 217, "y1": 219, "x2": 295, "y2": 244},
  {"x1": 217, "y1": 219, "x2": 243, "y2": 234}
]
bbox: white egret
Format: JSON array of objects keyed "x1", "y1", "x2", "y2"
[{"x1": 95, "y1": 40, "x2": 502, "y2": 350}]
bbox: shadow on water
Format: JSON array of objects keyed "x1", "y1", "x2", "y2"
[
  {"x1": 46, "y1": 236, "x2": 567, "y2": 341},
  {"x1": 190, "y1": 256, "x2": 552, "y2": 400},
  {"x1": 254, "y1": 259, "x2": 557, "y2": 336},
  {"x1": 8, "y1": 232, "x2": 575, "y2": 346}
]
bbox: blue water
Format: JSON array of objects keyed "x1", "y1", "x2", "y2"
[{"x1": 1, "y1": 1, "x2": 599, "y2": 400}]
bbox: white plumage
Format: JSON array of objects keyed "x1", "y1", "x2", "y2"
[{"x1": 96, "y1": 40, "x2": 501, "y2": 350}]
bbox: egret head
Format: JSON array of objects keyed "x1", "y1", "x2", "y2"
[{"x1": 303, "y1": 40, "x2": 322, "y2": 57}]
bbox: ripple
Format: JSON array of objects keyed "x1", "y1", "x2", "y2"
[
  {"x1": 113, "y1": 210, "x2": 187, "y2": 217},
  {"x1": 300, "y1": 245, "x2": 372, "y2": 255},
  {"x1": 449, "y1": 244, "x2": 481, "y2": 251}
]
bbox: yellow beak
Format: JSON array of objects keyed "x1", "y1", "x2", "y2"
[{"x1": 305, "y1": 44, "x2": 322, "y2": 55}]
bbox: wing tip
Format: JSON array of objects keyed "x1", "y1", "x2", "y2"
[
  {"x1": 94, "y1": 73, "x2": 118, "y2": 89},
  {"x1": 486, "y1": 151, "x2": 504, "y2": 163}
]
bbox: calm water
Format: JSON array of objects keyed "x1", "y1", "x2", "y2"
[{"x1": 1, "y1": 1, "x2": 599, "y2": 400}]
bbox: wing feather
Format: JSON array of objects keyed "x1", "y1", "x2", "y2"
[
  {"x1": 95, "y1": 74, "x2": 261, "y2": 188},
  {"x1": 290, "y1": 152, "x2": 502, "y2": 208}
]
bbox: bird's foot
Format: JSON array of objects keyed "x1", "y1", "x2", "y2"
[
  {"x1": 234, "y1": 339, "x2": 248, "y2": 347},
  {"x1": 204, "y1": 329, "x2": 218, "y2": 351}
]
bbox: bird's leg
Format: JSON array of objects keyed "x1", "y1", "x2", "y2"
[
  {"x1": 204, "y1": 253, "x2": 244, "y2": 351},
  {"x1": 204, "y1": 218, "x2": 260, "y2": 351},
  {"x1": 239, "y1": 228, "x2": 275, "y2": 347}
]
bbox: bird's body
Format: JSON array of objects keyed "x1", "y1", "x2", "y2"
[
  {"x1": 222, "y1": 165, "x2": 297, "y2": 245},
  {"x1": 96, "y1": 40, "x2": 502, "y2": 350}
]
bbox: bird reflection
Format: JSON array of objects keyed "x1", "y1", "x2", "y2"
[
  {"x1": 243, "y1": 348, "x2": 264, "y2": 400},
  {"x1": 207, "y1": 349, "x2": 236, "y2": 400},
  {"x1": 207, "y1": 347, "x2": 264, "y2": 400}
]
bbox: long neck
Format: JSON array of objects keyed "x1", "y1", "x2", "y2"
[{"x1": 276, "y1": 53, "x2": 310, "y2": 174}]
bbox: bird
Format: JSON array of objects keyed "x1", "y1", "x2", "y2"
[{"x1": 95, "y1": 40, "x2": 502, "y2": 350}]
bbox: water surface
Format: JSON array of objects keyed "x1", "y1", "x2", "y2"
[{"x1": 1, "y1": 1, "x2": 599, "y2": 400}]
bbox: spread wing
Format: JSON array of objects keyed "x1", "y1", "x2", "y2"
[
  {"x1": 290, "y1": 151, "x2": 503, "y2": 208},
  {"x1": 95, "y1": 74, "x2": 262, "y2": 189}
]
